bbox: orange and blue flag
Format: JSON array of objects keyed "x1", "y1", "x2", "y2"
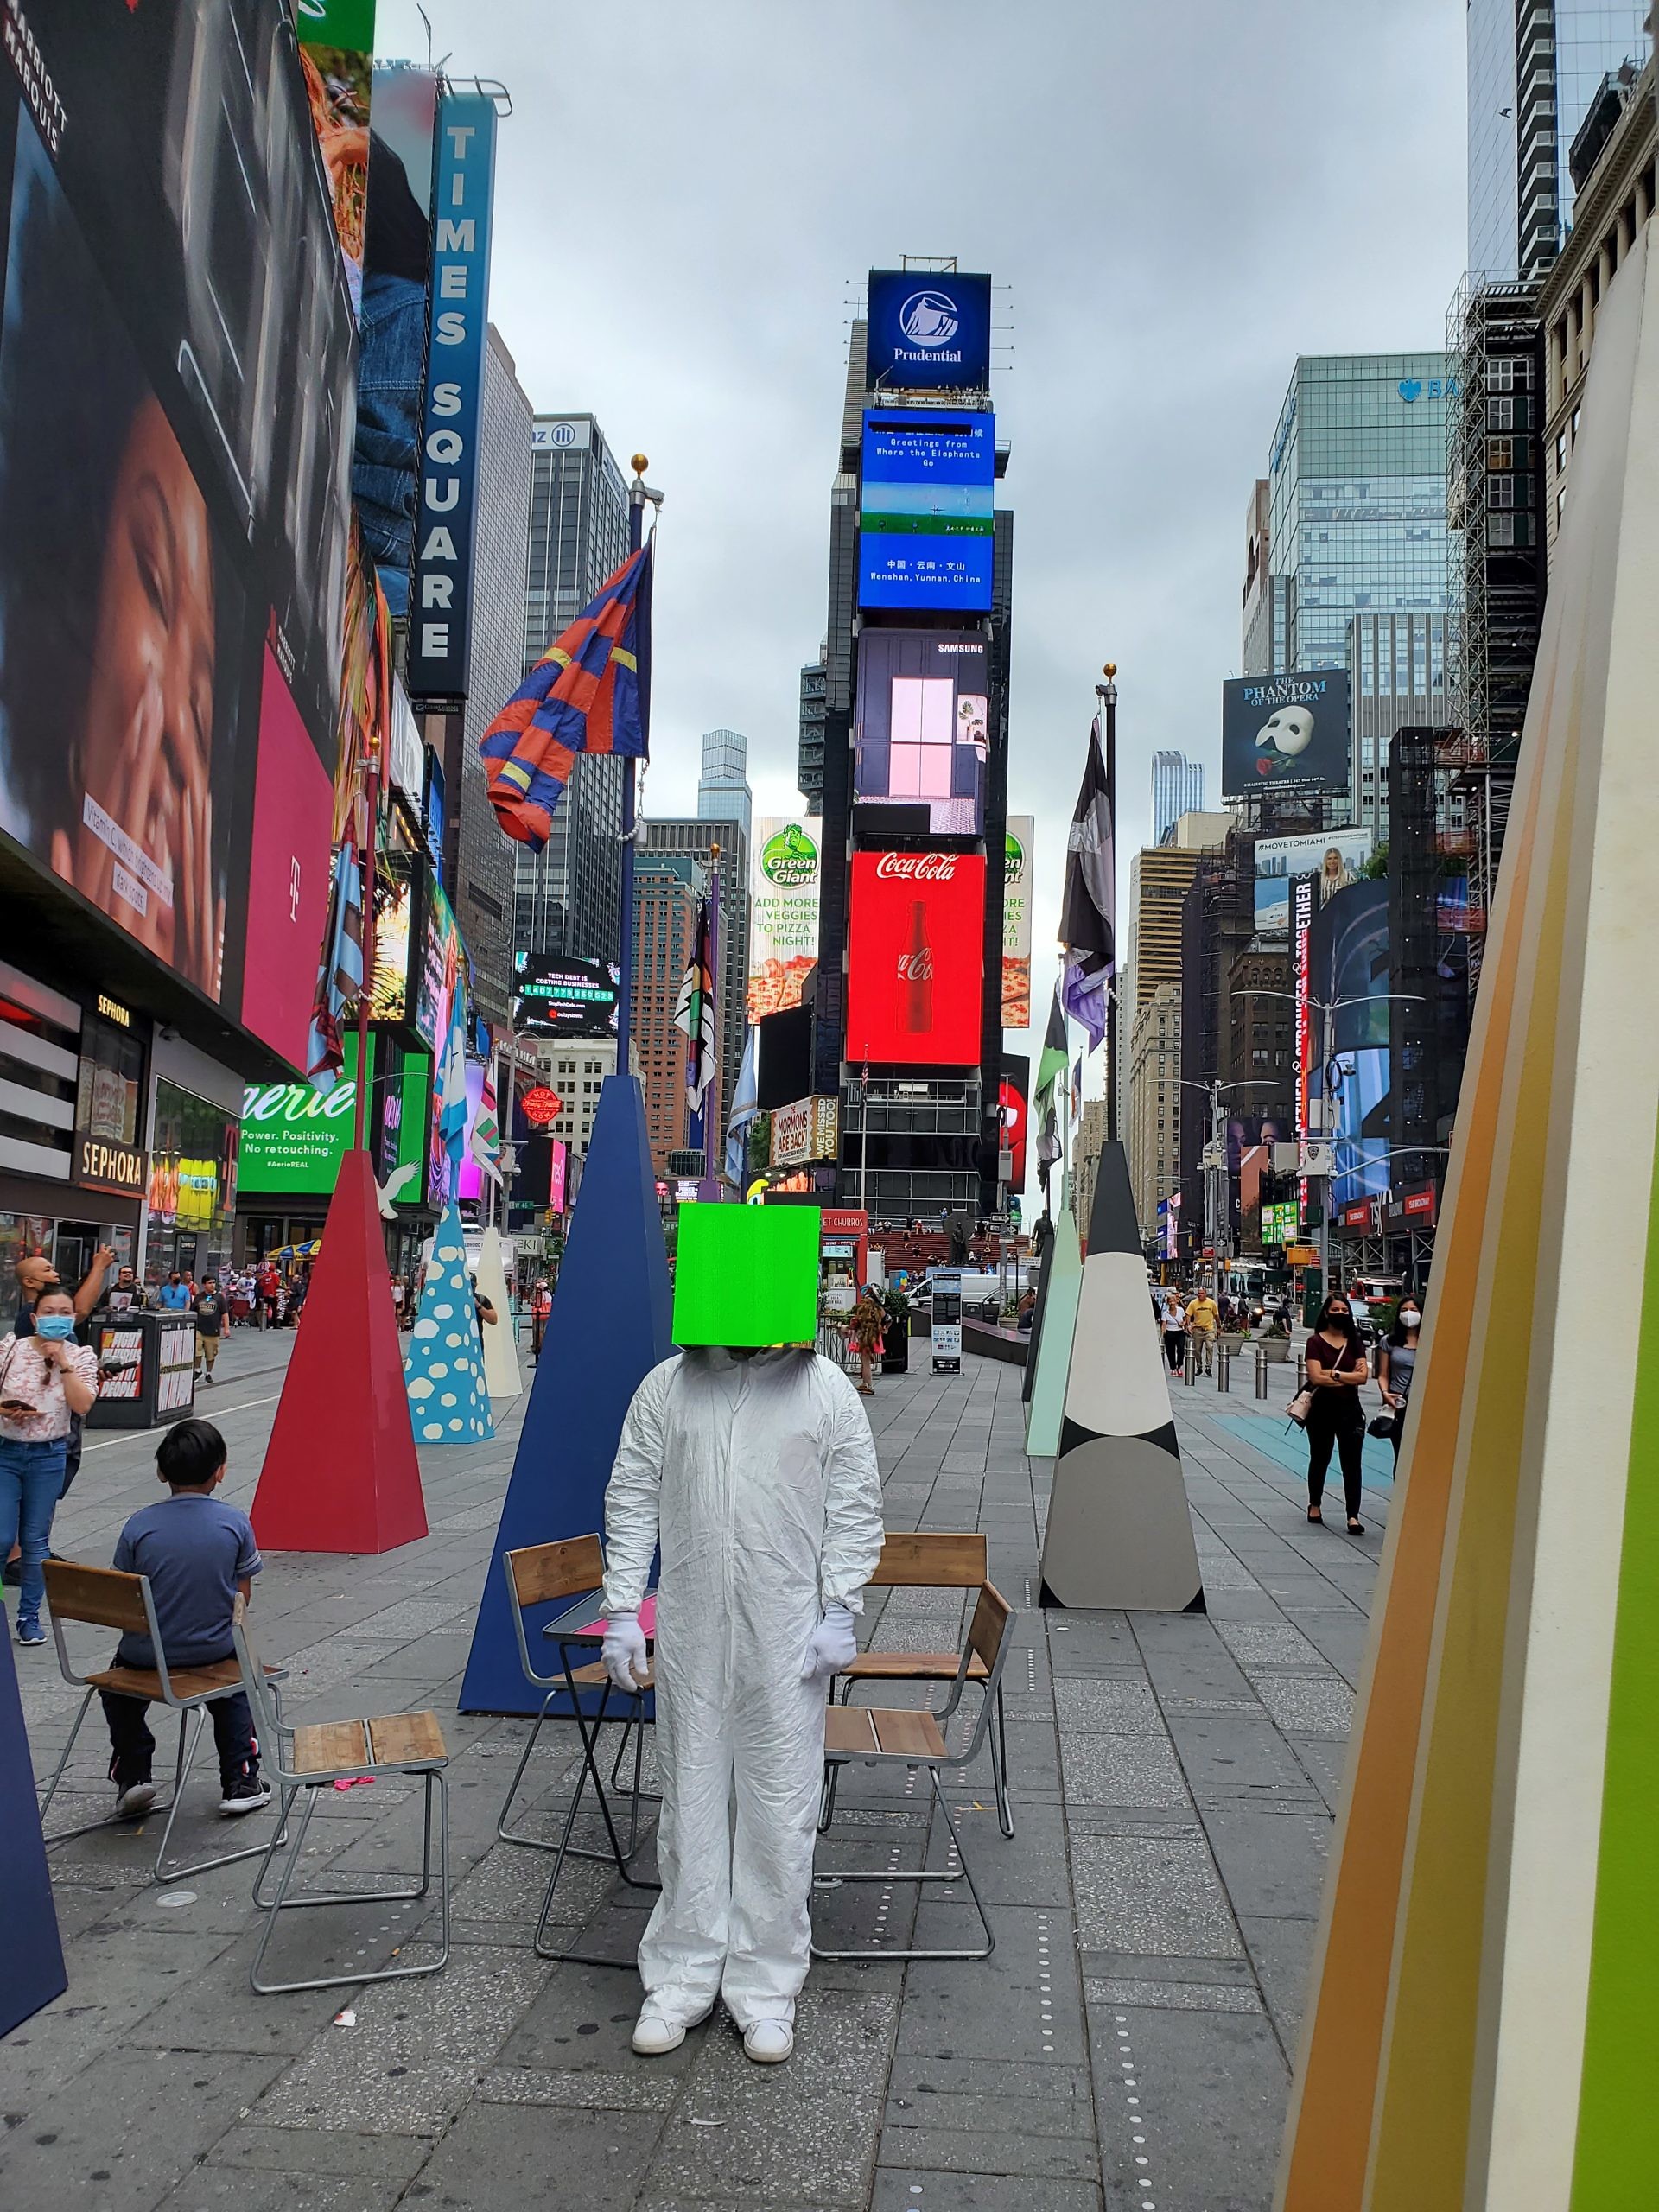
[{"x1": 479, "y1": 544, "x2": 652, "y2": 849}]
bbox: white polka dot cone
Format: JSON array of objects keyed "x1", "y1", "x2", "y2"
[{"x1": 403, "y1": 1199, "x2": 494, "y2": 1442}]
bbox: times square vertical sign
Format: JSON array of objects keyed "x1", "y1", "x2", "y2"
[
  {"x1": 1293, "y1": 872, "x2": 1314, "y2": 1211},
  {"x1": 407, "y1": 91, "x2": 499, "y2": 704}
]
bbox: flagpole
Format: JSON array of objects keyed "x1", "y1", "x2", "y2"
[
  {"x1": 617, "y1": 457, "x2": 650, "y2": 1084},
  {"x1": 1098, "y1": 663, "x2": 1119, "y2": 1145},
  {"x1": 352, "y1": 734, "x2": 381, "y2": 1154}
]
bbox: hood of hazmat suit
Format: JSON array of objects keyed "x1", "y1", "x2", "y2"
[{"x1": 601, "y1": 1346, "x2": 884, "y2": 2028}]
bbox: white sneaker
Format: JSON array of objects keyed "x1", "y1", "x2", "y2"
[
  {"x1": 115, "y1": 1781, "x2": 157, "y2": 1819},
  {"x1": 632, "y1": 2005, "x2": 690, "y2": 2056},
  {"x1": 742, "y1": 2019, "x2": 794, "y2": 2064}
]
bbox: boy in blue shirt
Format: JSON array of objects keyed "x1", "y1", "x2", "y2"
[{"x1": 102, "y1": 1418, "x2": 270, "y2": 1819}]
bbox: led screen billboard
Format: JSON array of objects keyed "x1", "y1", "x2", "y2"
[
  {"x1": 747, "y1": 817, "x2": 820, "y2": 1020},
  {"x1": 860, "y1": 410, "x2": 994, "y2": 612},
  {"x1": 999, "y1": 1052, "x2": 1030, "y2": 1192},
  {"x1": 0, "y1": 3, "x2": 356, "y2": 1065},
  {"x1": 511, "y1": 952, "x2": 620, "y2": 1039},
  {"x1": 846, "y1": 851, "x2": 985, "y2": 1067},
  {"x1": 866, "y1": 270, "x2": 992, "y2": 392},
  {"x1": 1254, "y1": 825, "x2": 1373, "y2": 934},
  {"x1": 1001, "y1": 816, "x2": 1033, "y2": 1027},
  {"x1": 1304, "y1": 875, "x2": 1391, "y2": 1208},
  {"x1": 353, "y1": 64, "x2": 439, "y2": 615},
  {"x1": 1221, "y1": 671, "x2": 1351, "y2": 801},
  {"x1": 855, "y1": 631, "x2": 988, "y2": 835}
]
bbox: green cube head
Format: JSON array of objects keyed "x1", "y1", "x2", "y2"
[{"x1": 673, "y1": 1203, "x2": 822, "y2": 1348}]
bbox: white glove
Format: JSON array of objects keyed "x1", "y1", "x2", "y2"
[
  {"x1": 801, "y1": 1601, "x2": 858, "y2": 1681},
  {"x1": 601, "y1": 1611, "x2": 648, "y2": 1694}
]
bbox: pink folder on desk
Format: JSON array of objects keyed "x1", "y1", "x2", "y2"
[{"x1": 590, "y1": 1594, "x2": 657, "y2": 1638}]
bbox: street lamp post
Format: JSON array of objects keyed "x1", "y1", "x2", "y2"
[{"x1": 1180, "y1": 1077, "x2": 1281, "y2": 1287}]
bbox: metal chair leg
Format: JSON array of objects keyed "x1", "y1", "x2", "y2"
[
  {"x1": 152, "y1": 1705, "x2": 289, "y2": 1886},
  {"x1": 989, "y1": 1682, "x2": 1015, "y2": 1840},
  {"x1": 35, "y1": 1689, "x2": 105, "y2": 1843},
  {"x1": 499, "y1": 1690, "x2": 654, "y2": 1866},
  {"x1": 810, "y1": 1766, "x2": 995, "y2": 1963},
  {"x1": 250, "y1": 1770, "x2": 451, "y2": 1994}
]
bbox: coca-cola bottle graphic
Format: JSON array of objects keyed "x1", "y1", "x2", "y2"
[{"x1": 898, "y1": 899, "x2": 934, "y2": 1038}]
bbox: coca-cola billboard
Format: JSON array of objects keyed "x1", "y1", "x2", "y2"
[{"x1": 846, "y1": 851, "x2": 985, "y2": 1066}]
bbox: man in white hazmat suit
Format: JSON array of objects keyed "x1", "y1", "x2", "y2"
[{"x1": 599, "y1": 1342, "x2": 883, "y2": 2063}]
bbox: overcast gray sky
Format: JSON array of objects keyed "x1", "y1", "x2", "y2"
[{"x1": 378, "y1": 0, "x2": 1467, "y2": 1090}]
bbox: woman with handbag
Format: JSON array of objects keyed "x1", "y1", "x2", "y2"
[
  {"x1": 1376, "y1": 1300, "x2": 1421, "y2": 1466},
  {"x1": 1301, "y1": 1294, "x2": 1370, "y2": 1534}
]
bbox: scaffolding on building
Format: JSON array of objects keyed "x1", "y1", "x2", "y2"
[{"x1": 1445, "y1": 274, "x2": 1548, "y2": 982}]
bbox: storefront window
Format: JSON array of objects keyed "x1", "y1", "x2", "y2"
[
  {"x1": 146, "y1": 1081, "x2": 238, "y2": 1286},
  {"x1": 76, "y1": 1013, "x2": 146, "y2": 1145},
  {"x1": 0, "y1": 1213, "x2": 54, "y2": 1329}
]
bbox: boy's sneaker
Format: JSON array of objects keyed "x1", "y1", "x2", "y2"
[
  {"x1": 115, "y1": 1780, "x2": 158, "y2": 1819},
  {"x1": 220, "y1": 1774, "x2": 273, "y2": 1817},
  {"x1": 16, "y1": 1617, "x2": 45, "y2": 1645}
]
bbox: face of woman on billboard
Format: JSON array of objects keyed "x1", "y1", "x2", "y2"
[{"x1": 52, "y1": 397, "x2": 222, "y2": 995}]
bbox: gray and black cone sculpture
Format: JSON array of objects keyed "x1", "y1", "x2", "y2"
[{"x1": 1039, "y1": 1141, "x2": 1205, "y2": 1611}]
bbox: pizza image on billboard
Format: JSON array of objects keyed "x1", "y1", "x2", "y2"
[
  {"x1": 846, "y1": 851, "x2": 985, "y2": 1067},
  {"x1": 1220, "y1": 671, "x2": 1351, "y2": 800}
]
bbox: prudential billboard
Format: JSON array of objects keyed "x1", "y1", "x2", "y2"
[{"x1": 867, "y1": 270, "x2": 992, "y2": 391}]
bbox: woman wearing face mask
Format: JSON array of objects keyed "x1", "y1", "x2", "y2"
[
  {"x1": 1376, "y1": 1300, "x2": 1421, "y2": 1466},
  {"x1": 0, "y1": 1290, "x2": 100, "y2": 1644},
  {"x1": 1303, "y1": 1294, "x2": 1370, "y2": 1535}
]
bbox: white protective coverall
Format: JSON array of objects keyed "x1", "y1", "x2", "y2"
[{"x1": 601, "y1": 1346, "x2": 884, "y2": 2028}]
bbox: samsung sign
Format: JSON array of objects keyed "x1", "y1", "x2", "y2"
[
  {"x1": 867, "y1": 269, "x2": 992, "y2": 392},
  {"x1": 406, "y1": 92, "x2": 499, "y2": 705}
]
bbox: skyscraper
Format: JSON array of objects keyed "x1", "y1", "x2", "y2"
[
  {"x1": 1150, "y1": 752, "x2": 1205, "y2": 843},
  {"x1": 632, "y1": 852, "x2": 704, "y2": 1176},
  {"x1": 449, "y1": 326, "x2": 531, "y2": 1029},
  {"x1": 1468, "y1": 0, "x2": 1649, "y2": 277},
  {"x1": 638, "y1": 816, "x2": 748, "y2": 1138},
  {"x1": 696, "y1": 728, "x2": 752, "y2": 842},
  {"x1": 797, "y1": 652, "x2": 827, "y2": 815},
  {"x1": 1260, "y1": 354, "x2": 1452, "y2": 678},
  {"x1": 514, "y1": 414, "x2": 632, "y2": 963}
]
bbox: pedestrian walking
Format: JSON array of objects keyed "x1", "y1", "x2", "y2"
[
  {"x1": 1160, "y1": 1289, "x2": 1188, "y2": 1372},
  {"x1": 842, "y1": 1282, "x2": 887, "y2": 1396},
  {"x1": 257, "y1": 1260, "x2": 280, "y2": 1330},
  {"x1": 192, "y1": 1274, "x2": 227, "y2": 1385},
  {"x1": 531, "y1": 1277, "x2": 552, "y2": 1357},
  {"x1": 0, "y1": 1288, "x2": 99, "y2": 1644},
  {"x1": 1303, "y1": 1294, "x2": 1370, "y2": 1533},
  {"x1": 1185, "y1": 1285, "x2": 1219, "y2": 1375},
  {"x1": 158, "y1": 1271, "x2": 191, "y2": 1313},
  {"x1": 1376, "y1": 1298, "x2": 1421, "y2": 1466}
]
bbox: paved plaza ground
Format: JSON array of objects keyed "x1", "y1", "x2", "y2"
[{"x1": 1, "y1": 1326, "x2": 1395, "y2": 2210}]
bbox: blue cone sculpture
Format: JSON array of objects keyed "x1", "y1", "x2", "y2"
[{"x1": 460, "y1": 1075, "x2": 672, "y2": 1713}]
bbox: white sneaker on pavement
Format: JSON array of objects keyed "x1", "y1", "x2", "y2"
[
  {"x1": 742, "y1": 2019, "x2": 794, "y2": 2064},
  {"x1": 632, "y1": 2004, "x2": 702, "y2": 2056}
]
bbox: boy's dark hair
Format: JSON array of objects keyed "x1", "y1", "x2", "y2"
[{"x1": 156, "y1": 1419, "x2": 227, "y2": 1490}]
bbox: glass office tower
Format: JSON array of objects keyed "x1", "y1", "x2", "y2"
[
  {"x1": 515, "y1": 416, "x2": 632, "y2": 963},
  {"x1": 1150, "y1": 752, "x2": 1205, "y2": 844},
  {"x1": 1262, "y1": 355, "x2": 1452, "y2": 677},
  {"x1": 1468, "y1": 0, "x2": 1649, "y2": 276}
]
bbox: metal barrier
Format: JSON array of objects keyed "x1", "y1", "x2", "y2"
[
  {"x1": 1254, "y1": 1345, "x2": 1269, "y2": 1399},
  {"x1": 1216, "y1": 1344, "x2": 1230, "y2": 1393},
  {"x1": 1295, "y1": 1351, "x2": 1307, "y2": 1395},
  {"x1": 1182, "y1": 1343, "x2": 1197, "y2": 1388}
]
